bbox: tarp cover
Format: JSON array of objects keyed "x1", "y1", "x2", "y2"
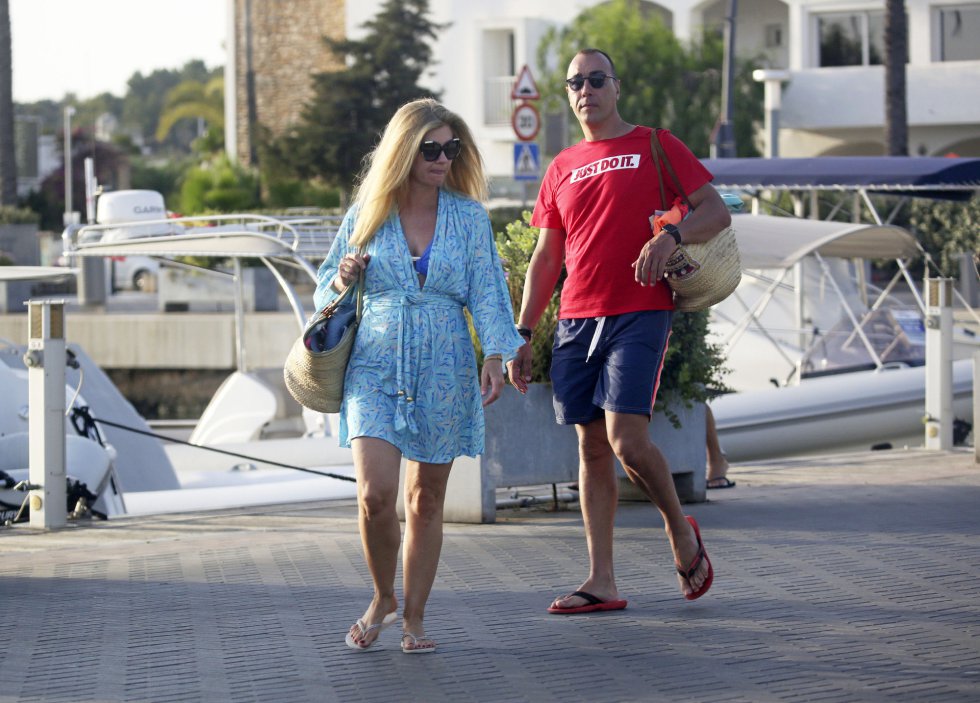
[{"x1": 702, "y1": 156, "x2": 980, "y2": 200}]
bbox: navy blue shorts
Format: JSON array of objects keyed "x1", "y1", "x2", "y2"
[{"x1": 550, "y1": 310, "x2": 673, "y2": 424}]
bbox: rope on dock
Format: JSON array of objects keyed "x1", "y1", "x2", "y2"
[{"x1": 70, "y1": 406, "x2": 357, "y2": 483}]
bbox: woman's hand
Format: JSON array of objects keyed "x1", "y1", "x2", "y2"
[
  {"x1": 335, "y1": 252, "x2": 371, "y2": 289},
  {"x1": 480, "y1": 357, "x2": 505, "y2": 406}
]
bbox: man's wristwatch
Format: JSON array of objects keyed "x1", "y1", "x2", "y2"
[
  {"x1": 661, "y1": 223, "x2": 682, "y2": 246},
  {"x1": 517, "y1": 326, "x2": 533, "y2": 342}
]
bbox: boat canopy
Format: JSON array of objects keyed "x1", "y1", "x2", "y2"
[
  {"x1": 701, "y1": 156, "x2": 980, "y2": 200},
  {"x1": 732, "y1": 214, "x2": 921, "y2": 269},
  {"x1": 0, "y1": 266, "x2": 78, "y2": 282}
]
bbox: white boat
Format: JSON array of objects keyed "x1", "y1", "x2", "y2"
[
  {"x1": 704, "y1": 156, "x2": 980, "y2": 462},
  {"x1": 1, "y1": 194, "x2": 359, "y2": 524}
]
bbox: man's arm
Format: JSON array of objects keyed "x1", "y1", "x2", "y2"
[
  {"x1": 507, "y1": 227, "x2": 565, "y2": 393},
  {"x1": 673, "y1": 183, "x2": 732, "y2": 244},
  {"x1": 633, "y1": 183, "x2": 732, "y2": 286}
]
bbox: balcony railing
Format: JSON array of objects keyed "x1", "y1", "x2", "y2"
[{"x1": 484, "y1": 75, "x2": 517, "y2": 126}]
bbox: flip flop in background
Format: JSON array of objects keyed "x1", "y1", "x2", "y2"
[
  {"x1": 677, "y1": 515, "x2": 713, "y2": 601},
  {"x1": 547, "y1": 590, "x2": 628, "y2": 614},
  {"x1": 707, "y1": 477, "x2": 736, "y2": 489}
]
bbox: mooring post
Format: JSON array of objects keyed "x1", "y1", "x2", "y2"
[
  {"x1": 25, "y1": 300, "x2": 67, "y2": 529},
  {"x1": 924, "y1": 278, "x2": 953, "y2": 450}
]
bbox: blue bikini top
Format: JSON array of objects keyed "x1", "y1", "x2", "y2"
[{"x1": 412, "y1": 239, "x2": 434, "y2": 276}]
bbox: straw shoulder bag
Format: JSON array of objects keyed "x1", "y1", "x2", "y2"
[
  {"x1": 284, "y1": 267, "x2": 364, "y2": 413},
  {"x1": 650, "y1": 130, "x2": 741, "y2": 312}
]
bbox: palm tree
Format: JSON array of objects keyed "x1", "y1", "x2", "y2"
[
  {"x1": 0, "y1": 0, "x2": 17, "y2": 204},
  {"x1": 155, "y1": 76, "x2": 225, "y2": 149},
  {"x1": 884, "y1": 0, "x2": 908, "y2": 156}
]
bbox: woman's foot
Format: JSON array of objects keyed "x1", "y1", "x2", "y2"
[
  {"x1": 401, "y1": 631, "x2": 437, "y2": 653},
  {"x1": 345, "y1": 597, "x2": 399, "y2": 650}
]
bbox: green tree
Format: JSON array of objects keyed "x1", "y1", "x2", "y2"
[
  {"x1": 265, "y1": 0, "x2": 445, "y2": 199},
  {"x1": 0, "y1": 0, "x2": 16, "y2": 205},
  {"x1": 536, "y1": 0, "x2": 763, "y2": 157},
  {"x1": 908, "y1": 195, "x2": 980, "y2": 277},
  {"x1": 155, "y1": 75, "x2": 225, "y2": 153},
  {"x1": 122, "y1": 60, "x2": 220, "y2": 152}
]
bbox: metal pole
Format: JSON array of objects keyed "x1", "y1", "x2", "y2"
[
  {"x1": 25, "y1": 301, "x2": 67, "y2": 530},
  {"x1": 84, "y1": 156, "x2": 97, "y2": 224},
  {"x1": 62, "y1": 106, "x2": 76, "y2": 226},
  {"x1": 924, "y1": 278, "x2": 953, "y2": 450},
  {"x1": 715, "y1": 0, "x2": 738, "y2": 158}
]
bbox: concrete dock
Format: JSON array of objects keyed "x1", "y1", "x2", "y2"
[{"x1": 2, "y1": 448, "x2": 979, "y2": 702}]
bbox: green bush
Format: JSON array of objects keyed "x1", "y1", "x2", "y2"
[
  {"x1": 264, "y1": 178, "x2": 341, "y2": 209},
  {"x1": 178, "y1": 154, "x2": 260, "y2": 214},
  {"x1": 0, "y1": 206, "x2": 40, "y2": 225},
  {"x1": 484, "y1": 212, "x2": 729, "y2": 427}
]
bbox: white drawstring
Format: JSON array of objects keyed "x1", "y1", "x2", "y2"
[{"x1": 586, "y1": 317, "x2": 606, "y2": 362}]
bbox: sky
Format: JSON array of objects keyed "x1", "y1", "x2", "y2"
[{"x1": 10, "y1": 0, "x2": 227, "y2": 103}]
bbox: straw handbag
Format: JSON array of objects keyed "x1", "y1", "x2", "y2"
[
  {"x1": 284, "y1": 268, "x2": 364, "y2": 413},
  {"x1": 650, "y1": 130, "x2": 741, "y2": 312}
]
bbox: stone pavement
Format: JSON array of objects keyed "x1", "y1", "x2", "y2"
[{"x1": 1, "y1": 448, "x2": 979, "y2": 703}]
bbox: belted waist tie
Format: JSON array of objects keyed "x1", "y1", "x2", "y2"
[{"x1": 369, "y1": 291, "x2": 463, "y2": 434}]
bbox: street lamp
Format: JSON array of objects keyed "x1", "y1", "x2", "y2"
[{"x1": 62, "y1": 105, "x2": 76, "y2": 226}]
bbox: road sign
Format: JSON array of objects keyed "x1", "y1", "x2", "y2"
[
  {"x1": 511, "y1": 103, "x2": 540, "y2": 142},
  {"x1": 511, "y1": 65, "x2": 540, "y2": 100},
  {"x1": 514, "y1": 142, "x2": 540, "y2": 181}
]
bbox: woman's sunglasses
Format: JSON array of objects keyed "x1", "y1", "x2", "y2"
[
  {"x1": 419, "y1": 138, "x2": 462, "y2": 162},
  {"x1": 565, "y1": 71, "x2": 618, "y2": 91}
]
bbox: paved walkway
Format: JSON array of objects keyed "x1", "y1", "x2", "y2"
[{"x1": 2, "y1": 448, "x2": 979, "y2": 703}]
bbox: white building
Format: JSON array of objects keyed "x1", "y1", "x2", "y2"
[
  {"x1": 222, "y1": 2, "x2": 980, "y2": 190},
  {"x1": 344, "y1": 0, "x2": 979, "y2": 186}
]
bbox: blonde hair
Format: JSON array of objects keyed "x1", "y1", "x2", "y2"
[{"x1": 349, "y1": 98, "x2": 489, "y2": 249}]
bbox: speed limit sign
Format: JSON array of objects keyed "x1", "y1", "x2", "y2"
[{"x1": 512, "y1": 103, "x2": 541, "y2": 142}]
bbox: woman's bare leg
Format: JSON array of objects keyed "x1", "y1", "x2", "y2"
[
  {"x1": 348, "y1": 437, "x2": 402, "y2": 647},
  {"x1": 401, "y1": 459, "x2": 452, "y2": 650}
]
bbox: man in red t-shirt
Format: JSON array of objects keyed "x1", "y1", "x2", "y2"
[{"x1": 507, "y1": 48, "x2": 730, "y2": 613}]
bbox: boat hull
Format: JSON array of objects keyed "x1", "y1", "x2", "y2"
[{"x1": 711, "y1": 359, "x2": 974, "y2": 462}]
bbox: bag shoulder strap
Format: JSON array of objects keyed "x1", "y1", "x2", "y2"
[{"x1": 650, "y1": 128, "x2": 693, "y2": 211}]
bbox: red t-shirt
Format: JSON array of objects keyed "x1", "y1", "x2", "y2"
[{"x1": 531, "y1": 126, "x2": 713, "y2": 319}]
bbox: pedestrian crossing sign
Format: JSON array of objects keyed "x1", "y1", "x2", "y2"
[{"x1": 514, "y1": 143, "x2": 540, "y2": 181}]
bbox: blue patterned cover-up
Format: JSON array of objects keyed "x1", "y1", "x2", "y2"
[{"x1": 314, "y1": 189, "x2": 524, "y2": 463}]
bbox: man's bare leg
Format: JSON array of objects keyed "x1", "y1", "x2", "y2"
[
  {"x1": 605, "y1": 412, "x2": 710, "y2": 597},
  {"x1": 550, "y1": 418, "x2": 622, "y2": 608}
]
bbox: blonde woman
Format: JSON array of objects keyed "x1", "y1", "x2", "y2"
[{"x1": 314, "y1": 99, "x2": 524, "y2": 654}]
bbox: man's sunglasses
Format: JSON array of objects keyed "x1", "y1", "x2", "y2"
[
  {"x1": 419, "y1": 138, "x2": 462, "y2": 162},
  {"x1": 565, "y1": 71, "x2": 618, "y2": 91}
]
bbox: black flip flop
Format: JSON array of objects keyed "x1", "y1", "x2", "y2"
[{"x1": 707, "y1": 477, "x2": 736, "y2": 489}]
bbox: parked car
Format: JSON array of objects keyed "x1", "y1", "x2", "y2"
[{"x1": 111, "y1": 255, "x2": 159, "y2": 292}]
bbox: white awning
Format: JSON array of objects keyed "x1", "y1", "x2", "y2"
[
  {"x1": 0, "y1": 266, "x2": 78, "y2": 282},
  {"x1": 731, "y1": 214, "x2": 921, "y2": 269}
]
